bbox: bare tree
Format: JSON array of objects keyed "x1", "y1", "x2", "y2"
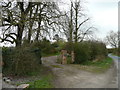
[
  {"x1": 72, "y1": 0, "x2": 95, "y2": 42},
  {"x1": 58, "y1": 0, "x2": 95, "y2": 43},
  {"x1": 1, "y1": 1, "x2": 63, "y2": 46},
  {"x1": 105, "y1": 30, "x2": 118, "y2": 48},
  {"x1": 1, "y1": 1, "x2": 34, "y2": 46}
]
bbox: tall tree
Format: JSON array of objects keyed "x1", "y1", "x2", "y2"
[
  {"x1": 59, "y1": 0, "x2": 95, "y2": 43},
  {"x1": 72, "y1": 0, "x2": 91, "y2": 42}
]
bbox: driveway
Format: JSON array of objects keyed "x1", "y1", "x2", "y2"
[{"x1": 42, "y1": 56, "x2": 118, "y2": 88}]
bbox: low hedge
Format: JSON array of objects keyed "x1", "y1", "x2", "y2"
[
  {"x1": 2, "y1": 46, "x2": 42, "y2": 76},
  {"x1": 63, "y1": 40, "x2": 107, "y2": 64}
]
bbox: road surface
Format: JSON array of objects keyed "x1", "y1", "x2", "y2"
[
  {"x1": 42, "y1": 55, "x2": 118, "y2": 88},
  {"x1": 108, "y1": 54, "x2": 119, "y2": 88}
]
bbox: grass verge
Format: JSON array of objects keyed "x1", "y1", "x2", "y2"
[
  {"x1": 111, "y1": 53, "x2": 120, "y2": 57},
  {"x1": 51, "y1": 65, "x2": 63, "y2": 68},
  {"x1": 27, "y1": 73, "x2": 54, "y2": 88},
  {"x1": 10, "y1": 65, "x2": 55, "y2": 88},
  {"x1": 72, "y1": 57, "x2": 113, "y2": 73}
]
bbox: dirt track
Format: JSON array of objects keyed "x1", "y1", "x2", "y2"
[{"x1": 42, "y1": 56, "x2": 118, "y2": 88}]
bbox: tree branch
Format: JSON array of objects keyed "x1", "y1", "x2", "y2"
[{"x1": 77, "y1": 18, "x2": 90, "y2": 30}]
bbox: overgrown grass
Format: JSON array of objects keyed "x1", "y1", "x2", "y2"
[
  {"x1": 27, "y1": 73, "x2": 54, "y2": 88},
  {"x1": 72, "y1": 57, "x2": 113, "y2": 73}
]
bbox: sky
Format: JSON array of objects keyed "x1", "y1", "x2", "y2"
[
  {"x1": 86, "y1": 0, "x2": 118, "y2": 39},
  {"x1": 86, "y1": 0, "x2": 118, "y2": 48}
]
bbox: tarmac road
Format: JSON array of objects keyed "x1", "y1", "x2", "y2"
[{"x1": 108, "y1": 54, "x2": 120, "y2": 89}]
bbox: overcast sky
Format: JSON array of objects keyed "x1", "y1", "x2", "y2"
[
  {"x1": 86, "y1": 0, "x2": 118, "y2": 39},
  {"x1": 87, "y1": 0, "x2": 118, "y2": 48}
]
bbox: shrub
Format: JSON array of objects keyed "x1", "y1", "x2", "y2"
[
  {"x1": 73, "y1": 42, "x2": 91, "y2": 64},
  {"x1": 2, "y1": 46, "x2": 42, "y2": 76},
  {"x1": 62, "y1": 42, "x2": 74, "y2": 54},
  {"x1": 118, "y1": 47, "x2": 120, "y2": 56},
  {"x1": 2, "y1": 47, "x2": 15, "y2": 74},
  {"x1": 107, "y1": 48, "x2": 120, "y2": 56},
  {"x1": 31, "y1": 40, "x2": 58, "y2": 56},
  {"x1": 107, "y1": 48, "x2": 114, "y2": 53},
  {"x1": 12, "y1": 47, "x2": 40, "y2": 76},
  {"x1": 63, "y1": 40, "x2": 108, "y2": 64},
  {"x1": 89, "y1": 41, "x2": 107, "y2": 60},
  {"x1": 67, "y1": 56, "x2": 72, "y2": 64}
]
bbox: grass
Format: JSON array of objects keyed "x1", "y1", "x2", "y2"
[
  {"x1": 72, "y1": 57, "x2": 113, "y2": 73},
  {"x1": 27, "y1": 73, "x2": 54, "y2": 88},
  {"x1": 9, "y1": 65, "x2": 55, "y2": 88},
  {"x1": 111, "y1": 53, "x2": 120, "y2": 57},
  {"x1": 16, "y1": 69, "x2": 54, "y2": 88},
  {"x1": 51, "y1": 65, "x2": 63, "y2": 68}
]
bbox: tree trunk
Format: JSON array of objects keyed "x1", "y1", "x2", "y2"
[
  {"x1": 35, "y1": 11, "x2": 42, "y2": 41},
  {"x1": 69, "y1": 2, "x2": 73, "y2": 43},
  {"x1": 16, "y1": 24, "x2": 24, "y2": 47},
  {"x1": 35, "y1": 22, "x2": 41, "y2": 41},
  {"x1": 16, "y1": 2, "x2": 32, "y2": 46},
  {"x1": 68, "y1": 2, "x2": 74, "y2": 52},
  {"x1": 74, "y1": 2, "x2": 78, "y2": 43},
  {"x1": 28, "y1": 22, "x2": 32, "y2": 43}
]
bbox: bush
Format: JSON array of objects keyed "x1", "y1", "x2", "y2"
[
  {"x1": 89, "y1": 41, "x2": 107, "y2": 60},
  {"x1": 73, "y1": 42, "x2": 91, "y2": 64},
  {"x1": 107, "y1": 48, "x2": 120, "y2": 56},
  {"x1": 66, "y1": 56, "x2": 72, "y2": 64},
  {"x1": 62, "y1": 42, "x2": 74, "y2": 54},
  {"x1": 107, "y1": 48, "x2": 114, "y2": 53},
  {"x1": 118, "y1": 47, "x2": 120, "y2": 56},
  {"x1": 12, "y1": 47, "x2": 40, "y2": 76},
  {"x1": 2, "y1": 46, "x2": 42, "y2": 76},
  {"x1": 30, "y1": 40, "x2": 58, "y2": 56},
  {"x1": 63, "y1": 40, "x2": 108, "y2": 64},
  {"x1": 2, "y1": 47, "x2": 15, "y2": 74}
]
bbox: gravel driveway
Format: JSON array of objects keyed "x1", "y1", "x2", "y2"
[{"x1": 42, "y1": 55, "x2": 118, "y2": 88}]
